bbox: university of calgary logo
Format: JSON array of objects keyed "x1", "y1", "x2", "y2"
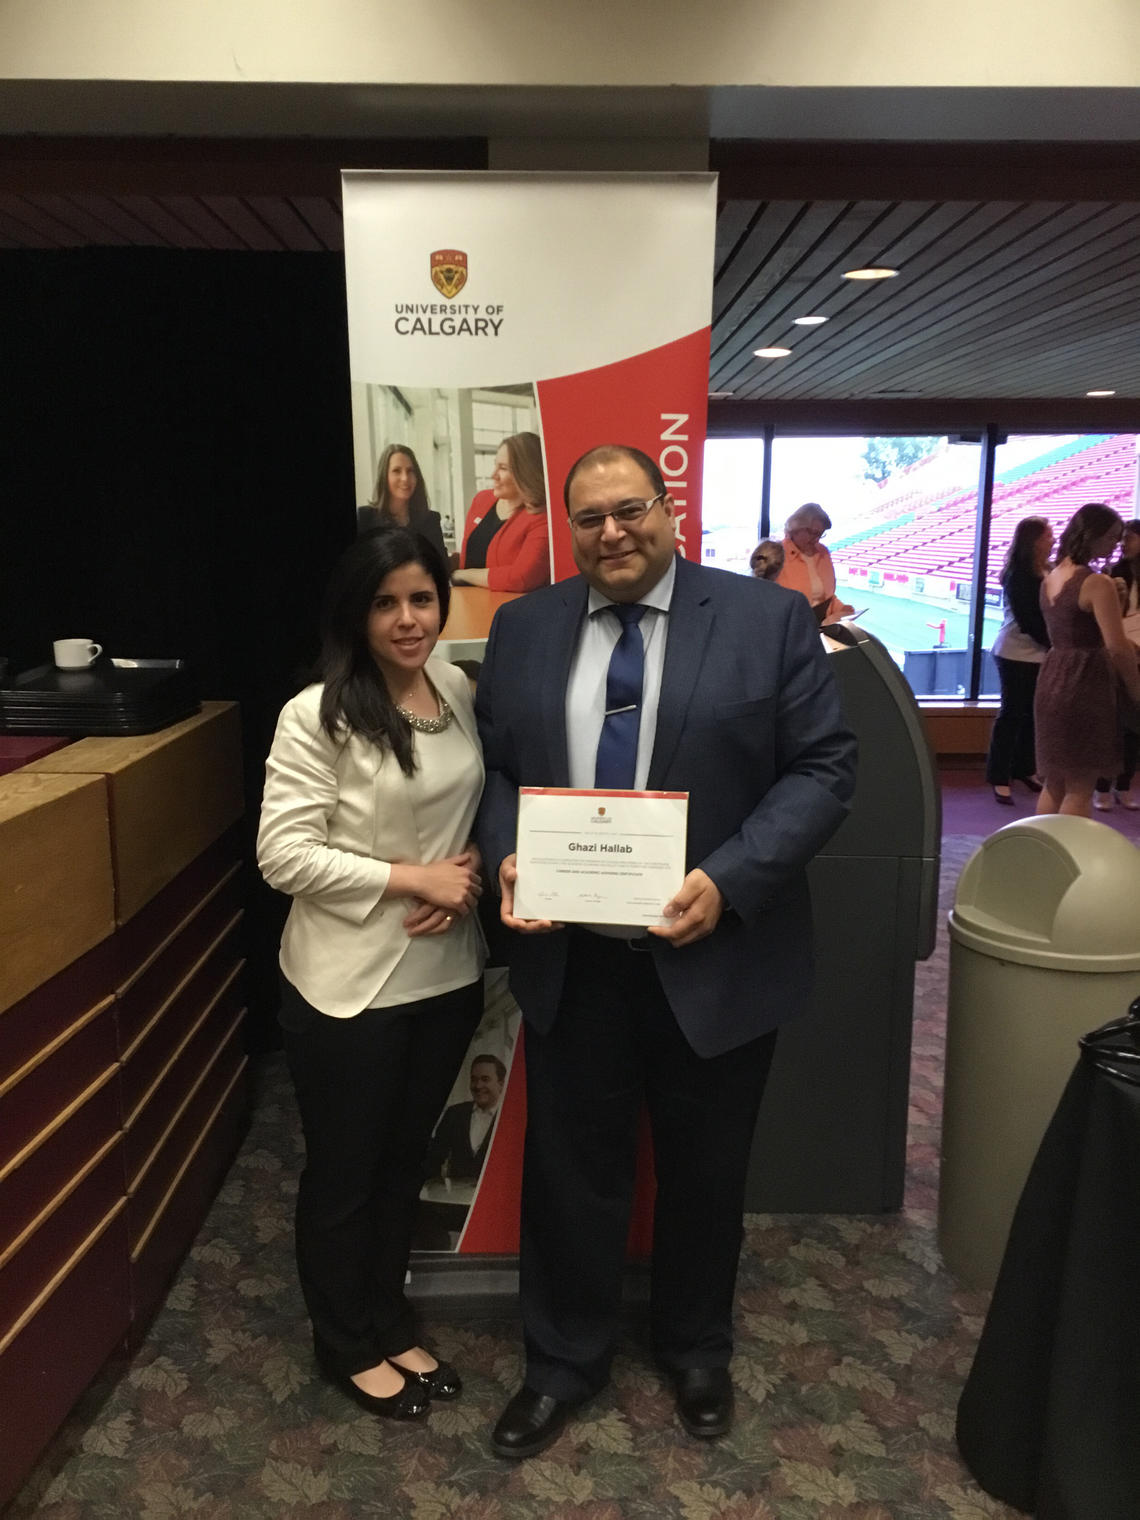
[
  {"x1": 430, "y1": 249, "x2": 468, "y2": 299},
  {"x1": 596, "y1": 806, "x2": 607, "y2": 817}
]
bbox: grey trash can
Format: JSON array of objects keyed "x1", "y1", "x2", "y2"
[{"x1": 939, "y1": 815, "x2": 1140, "y2": 1289}]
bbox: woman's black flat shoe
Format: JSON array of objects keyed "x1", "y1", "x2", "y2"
[
  {"x1": 321, "y1": 1362, "x2": 431, "y2": 1419},
  {"x1": 396, "y1": 1358, "x2": 462, "y2": 1401},
  {"x1": 992, "y1": 787, "x2": 1014, "y2": 806},
  {"x1": 1018, "y1": 776, "x2": 1044, "y2": 794}
]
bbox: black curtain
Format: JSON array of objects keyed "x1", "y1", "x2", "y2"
[{"x1": 0, "y1": 249, "x2": 358, "y2": 1045}]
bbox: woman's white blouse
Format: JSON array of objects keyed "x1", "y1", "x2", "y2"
[{"x1": 367, "y1": 715, "x2": 483, "y2": 1007}]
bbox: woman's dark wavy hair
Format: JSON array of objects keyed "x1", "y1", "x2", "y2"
[
  {"x1": 1111, "y1": 519, "x2": 1140, "y2": 585},
  {"x1": 1001, "y1": 516, "x2": 1051, "y2": 587},
  {"x1": 370, "y1": 443, "x2": 435, "y2": 530},
  {"x1": 317, "y1": 527, "x2": 450, "y2": 775},
  {"x1": 1057, "y1": 502, "x2": 1123, "y2": 567}
]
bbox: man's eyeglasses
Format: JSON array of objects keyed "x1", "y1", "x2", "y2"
[{"x1": 570, "y1": 492, "x2": 666, "y2": 535}]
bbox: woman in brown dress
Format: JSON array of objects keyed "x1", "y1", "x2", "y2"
[{"x1": 1035, "y1": 503, "x2": 1140, "y2": 818}]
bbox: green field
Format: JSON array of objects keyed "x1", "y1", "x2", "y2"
[{"x1": 847, "y1": 586, "x2": 1001, "y2": 656}]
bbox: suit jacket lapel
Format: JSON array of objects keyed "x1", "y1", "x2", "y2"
[
  {"x1": 543, "y1": 576, "x2": 588, "y2": 788},
  {"x1": 647, "y1": 556, "x2": 714, "y2": 788}
]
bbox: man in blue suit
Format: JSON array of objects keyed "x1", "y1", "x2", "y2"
[{"x1": 476, "y1": 444, "x2": 856, "y2": 1457}]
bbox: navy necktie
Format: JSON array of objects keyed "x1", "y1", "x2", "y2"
[{"x1": 594, "y1": 603, "x2": 648, "y2": 789}]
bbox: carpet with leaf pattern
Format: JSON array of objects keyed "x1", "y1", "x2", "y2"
[{"x1": 12, "y1": 836, "x2": 1025, "y2": 1519}]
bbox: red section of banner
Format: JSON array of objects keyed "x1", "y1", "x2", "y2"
[
  {"x1": 458, "y1": 1023, "x2": 655, "y2": 1258},
  {"x1": 537, "y1": 328, "x2": 711, "y2": 583},
  {"x1": 457, "y1": 330, "x2": 709, "y2": 1259},
  {"x1": 457, "y1": 1025, "x2": 526, "y2": 1254}
]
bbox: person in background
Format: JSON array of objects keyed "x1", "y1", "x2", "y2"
[
  {"x1": 425, "y1": 1053, "x2": 506, "y2": 1184},
  {"x1": 1035, "y1": 503, "x2": 1140, "y2": 819},
  {"x1": 1094, "y1": 517, "x2": 1140, "y2": 810},
  {"x1": 257, "y1": 528, "x2": 485, "y2": 1422},
  {"x1": 775, "y1": 503, "x2": 855, "y2": 623},
  {"x1": 986, "y1": 516, "x2": 1053, "y2": 805},
  {"x1": 358, "y1": 443, "x2": 448, "y2": 567},
  {"x1": 750, "y1": 538, "x2": 785, "y2": 581},
  {"x1": 452, "y1": 432, "x2": 550, "y2": 593}
]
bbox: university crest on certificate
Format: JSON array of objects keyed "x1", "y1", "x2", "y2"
[{"x1": 513, "y1": 788, "x2": 689, "y2": 927}]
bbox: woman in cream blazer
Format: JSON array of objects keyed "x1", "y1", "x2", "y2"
[{"x1": 258, "y1": 528, "x2": 485, "y2": 1423}]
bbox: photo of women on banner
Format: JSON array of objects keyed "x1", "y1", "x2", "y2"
[
  {"x1": 352, "y1": 382, "x2": 551, "y2": 643},
  {"x1": 340, "y1": 170, "x2": 717, "y2": 1258}
]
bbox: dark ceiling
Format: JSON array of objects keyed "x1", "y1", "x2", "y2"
[
  {"x1": 709, "y1": 197, "x2": 1140, "y2": 401},
  {"x1": 2, "y1": 139, "x2": 1139, "y2": 407}
]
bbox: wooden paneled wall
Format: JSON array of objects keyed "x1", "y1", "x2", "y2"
[{"x1": 0, "y1": 702, "x2": 248, "y2": 1506}]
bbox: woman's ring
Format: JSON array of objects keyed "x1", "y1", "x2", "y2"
[{"x1": 444, "y1": 914, "x2": 452, "y2": 922}]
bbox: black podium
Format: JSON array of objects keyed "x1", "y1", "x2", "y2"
[{"x1": 745, "y1": 622, "x2": 941, "y2": 1212}]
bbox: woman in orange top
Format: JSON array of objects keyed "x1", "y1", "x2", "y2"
[
  {"x1": 775, "y1": 503, "x2": 854, "y2": 623},
  {"x1": 452, "y1": 432, "x2": 550, "y2": 594}
]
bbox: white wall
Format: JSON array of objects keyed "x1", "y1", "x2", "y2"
[{"x1": 2, "y1": 0, "x2": 1139, "y2": 88}]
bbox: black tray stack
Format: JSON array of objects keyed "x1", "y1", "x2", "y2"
[{"x1": 0, "y1": 661, "x2": 200, "y2": 737}]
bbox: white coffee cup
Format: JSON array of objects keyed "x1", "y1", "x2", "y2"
[{"x1": 53, "y1": 638, "x2": 103, "y2": 669}]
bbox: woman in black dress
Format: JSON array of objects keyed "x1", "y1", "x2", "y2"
[
  {"x1": 357, "y1": 443, "x2": 448, "y2": 567},
  {"x1": 986, "y1": 516, "x2": 1052, "y2": 804}
]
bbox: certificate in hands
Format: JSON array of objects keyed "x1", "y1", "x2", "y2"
[{"x1": 513, "y1": 788, "x2": 689, "y2": 927}]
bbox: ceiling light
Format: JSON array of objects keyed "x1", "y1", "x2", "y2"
[
  {"x1": 708, "y1": 390, "x2": 735, "y2": 399},
  {"x1": 842, "y1": 267, "x2": 898, "y2": 281},
  {"x1": 1086, "y1": 388, "x2": 1116, "y2": 397},
  {"x1": 793, "y1": 315, "x2": 829, "y2": 326},
  {"x1": 753, "y1": 346, "x2": 792, "y2": 359}
]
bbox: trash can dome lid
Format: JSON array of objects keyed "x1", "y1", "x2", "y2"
[{"x1": 950, "y1": 816, "x2": 1140, "y2": 969}]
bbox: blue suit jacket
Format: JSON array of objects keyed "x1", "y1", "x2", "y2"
[{"x1": 475, "y1": 554, "x2": 857, "y2": 1057}]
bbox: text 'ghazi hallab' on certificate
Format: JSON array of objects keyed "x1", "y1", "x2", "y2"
[{"x1": 513, "y1": 788, "x2": 689, "y2": 927}]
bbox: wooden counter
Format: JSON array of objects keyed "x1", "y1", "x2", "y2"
[
  {"x1": 0, "y1": 773, "x2": 115, "y2": 1014},
  {"x1": 919, "y1": 701, "x2": 997, "y2": 758},
  {"x1": 26, "y1": 702, "x2": 245, "y2": 923},
  {"x1": 443, "y1": 585, "x2": 523, "y2": 643},
  {"x1": 0, "y1": 702, "x2": 248, "y2": 1507}
]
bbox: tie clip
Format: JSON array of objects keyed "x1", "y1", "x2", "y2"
[{"x1": 604, "y1": 704, "x2": 638, "y2": 716}]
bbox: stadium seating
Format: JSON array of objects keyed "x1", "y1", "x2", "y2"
[{"x1": 837, "y1": 435, "x2": 1137, "y2": 590}]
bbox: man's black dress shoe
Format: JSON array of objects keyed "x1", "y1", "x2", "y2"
[
  {"x1": 673, "y1": 1367, "x2": 734, "y2": 1438},
  {"x1": 490, "y1": 1387, "x2": 574, "y2": 1458}
]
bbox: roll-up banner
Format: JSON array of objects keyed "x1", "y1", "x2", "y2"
[{"x1": 341, "y1": 170, "x2": 717, "y2": 1255}]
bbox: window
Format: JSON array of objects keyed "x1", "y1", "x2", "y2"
[
  {"x1": 983, "y1": 434, "x2": 1140, "y2": 665},
  {"x1": 699, "y1": 439, "x2": 767, "y2": 570},
  {"x1": 703, "y1": 436, "x2": 984, "y2": 696}
]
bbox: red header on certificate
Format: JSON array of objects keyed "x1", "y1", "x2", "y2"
[{"x1": 520, "y1": 787, "x2": 689, "y2": 800}]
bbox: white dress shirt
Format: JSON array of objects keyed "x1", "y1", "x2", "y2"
[
  {"x1": 469, "y1": 1105, "x2": 497, "y2": 1155},
  {"x1": 564, "y1": 557, "x2": 676, "y2": 937},
  {"x1": 565, "y1": 556, "x2": 676, "y2": 791}
]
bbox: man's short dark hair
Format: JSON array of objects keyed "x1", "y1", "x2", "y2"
[
  {"x1": 471, "y1": 1053, "x2": 507, "y2": 1083},
  {"x1": 562, "y1": 444, "x2": 666, "y2": 511}
]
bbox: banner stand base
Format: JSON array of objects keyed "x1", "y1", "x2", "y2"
[
  {"x1": 408, "y1": 1254, "x2": 520, "y2": 1315},
  {"x1": 407, "y1": 1257, "x2": 653, "y2": 1316}
]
